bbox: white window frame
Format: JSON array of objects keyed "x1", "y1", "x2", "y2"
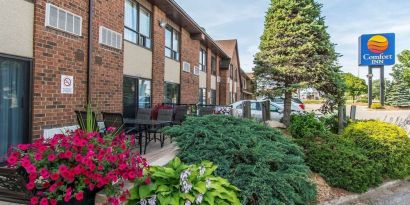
[
  {"x1": 45, "y1": 3, "x2": 82, "y2": 36},
  {"x1": 183, "y1": 61, "x2": 190, "y2": 73},
  {"x1": 99, "y1": 26, "x2": 122, "y2": 50}
]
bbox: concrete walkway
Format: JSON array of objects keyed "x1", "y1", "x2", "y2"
[{"x1": 322, "y1": 180, "x2": 410, "y2": 205}]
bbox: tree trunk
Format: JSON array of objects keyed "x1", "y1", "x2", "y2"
[{"x1": 283, "y1": 91, "x2": 292, "y2": 126}]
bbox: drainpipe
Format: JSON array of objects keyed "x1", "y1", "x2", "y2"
[{"x1": 87, "y1": 0, "x2": 94, "y2": 104}]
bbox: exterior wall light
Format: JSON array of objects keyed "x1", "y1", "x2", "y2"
[{"x1": 159, "y1": 19, "x2": 167, "y2": 28}]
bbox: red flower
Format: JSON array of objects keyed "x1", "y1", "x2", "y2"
[
  {"x1": 40, "y1": 197, "x2": 48, "y2": 205},
  {"x1": 26, "y1": 182, "x2": 35, "y2": 190},
  {"x1": 145, "y1": 176, "x2": 151, "y2": 184},
  {"x1": 49, "y1": 183, "x2": 58, "y2": 192},
  {"x1": 74, "y1": 154, "x2": 83, "y2": 162},
  {"x1": 75, "y1": 192, "x2": 84, "y2": 201},
  {"x1": 26, "y1": 165, "x2": 37, "y2": 174},
  {"x1": 18, "y1": 144, "x2": 30, "y2": 151},
  {"x1": 50, "y1": 173, "x2": 59, "y2": 181},
  {"x1": 64, "y1": 151, "x2": 73, "y2": 159},
  {"x1": 40, "y1": 168, "x2": 50, "y2": 179},
  {"x1": 6, "y1": 156, "x2": 18, "y2": 166},
  {"x1": 47, "y1": 154, "x2": 56, "y2": 162},
  {"x1": 58, "y1": 165, "x2": 68, "y2": 173},
  {"x1": 30, "y1": 197, "x2": 39, "y2": 205},
  {"x1": 34, "y1": 153, "x2": 43, "y2": 161},
  {"x1": 50, "y1": 199, "x2": 57, "y2": 205}
]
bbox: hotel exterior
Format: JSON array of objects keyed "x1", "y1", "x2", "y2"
[{"x1": 0, "y1": 0, "x2": 253, "y2": 155}]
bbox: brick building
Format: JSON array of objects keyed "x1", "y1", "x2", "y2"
[{"x1": 0, "y1": 0, "x2": 252, "y2": 156}]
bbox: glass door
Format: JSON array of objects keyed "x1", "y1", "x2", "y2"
[{"x1": 0, "y1": 56, "x2": 30, "y2": 159}]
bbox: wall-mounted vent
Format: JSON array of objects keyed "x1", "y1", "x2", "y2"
[
  {"x1": 45, "y1": 3, "x2": 82, "y2": 36},
  {"x1": 183, "y1": 61, "x2": 190, "y2": 72},
  {"x1": 99, "y1": 26, "x2": 122, "y2": 50},
  {"x1": 217, "y1": 76, "x2": 221, "y2": 83},
  {"x1": 193, "y1": 66, "x2": 200, "y2": 76}
]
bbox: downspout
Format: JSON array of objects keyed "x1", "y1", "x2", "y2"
[{"x1": 87, "y1": 0, "x2": 94, "y2": 104}]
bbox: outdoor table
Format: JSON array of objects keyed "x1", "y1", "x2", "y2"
[{"x1": 123, "y1": 119, "x2": 172, "y2": 154}]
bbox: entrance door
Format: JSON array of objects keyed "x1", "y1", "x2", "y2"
[{"x1": 0, "y1": 55, "x2": 30, "y2": 158}]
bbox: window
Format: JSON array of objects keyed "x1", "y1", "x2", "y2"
[
  {"x1": 124, "y1": 0, "x2": 152, "y2": 49},
  {"x1": 198, "y1": 88, "x2": 206, "y2": 105},
  {"x1": 45, "y1": 3, "x2": 82, "y2": 36},
  {"x1": 199, "y1": 48, "x2": 207, "y2": 72},
  {"x1": 251, "y1": 102, "x2": 261, "y2": 111},
  {"x1": 123, "y1": 76, "x2": 151, "y2": 118},
  {"x1": 211, "y1": 56, "x2": 216, "y2": 75},
  {"x1": 230, "y1": 64, "x2": 233, "y2": 79},
  {"x1": 165, "y1": 26, "x2": 180, "y2": 61},
  {"x1": 210, "y1": 89, "x2": 216, "y2": 105},
  {"x1": 164, "y1": 83, "x2": 180, "y2": 104},
  {"x1": 99, "y1": 26, "x2": 122, "y2": 49}
]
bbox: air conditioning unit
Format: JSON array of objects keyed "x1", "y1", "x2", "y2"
[
  {"x1": 183, "y1": 61, "x2": 190, "y2": 72},
  {"x1": 99, "y1": 26, "x2": 122, "y2": 50},
  {"x1": 193, "y1": 66, "x2": 200, "y2": 76}
]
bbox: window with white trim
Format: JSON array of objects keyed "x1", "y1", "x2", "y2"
[
  {"x1": 99, "y1": 26, "x2": 122, "y2": 50},
  {"x1": 45, "y1": 3, "x2": 82, "y2": 36},
  {"x1": 165, "y1": 26, "x2": 180, "y2": 61},
  {"x1": 124, "y1": 0, "x2": 152, "y2": 49},
  {"x1": 199, "y1": 48, "x2": 207, "y2": 72},
  {"x1": 198, "y1": 88, "x2": 206, "y2": 105}
]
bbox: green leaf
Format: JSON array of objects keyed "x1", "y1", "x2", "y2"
[{"x1": 129, "y1": 187, "x2": 139, "y2": 200}]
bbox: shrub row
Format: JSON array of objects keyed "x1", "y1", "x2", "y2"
[
  {"x1": 163, "y1": 115, "x2": 316, "y2": 205},
  {"x1": 290, "y1": 113, "x2": 410, "y2": 193}
]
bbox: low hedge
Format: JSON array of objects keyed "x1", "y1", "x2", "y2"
[
  {"x1": 163, "y1": 115, "x2": 316, "y2": 205},
  {"x1": 343, "y1": 120, "x2": 410, "y2": 179},
  {"x1": 290, "y1": 113, "x2": 384, "y2": 193}
]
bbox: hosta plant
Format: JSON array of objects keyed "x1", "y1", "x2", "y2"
[
  {"x1": 127, "y1": 157, "x2": 241, "y2": 205},
  {"x1": 6, "y1": 128, "x2": 148, "y2": 205}
]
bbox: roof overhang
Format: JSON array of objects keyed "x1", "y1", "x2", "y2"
[{"x1": 149, "y1": 0, "x2": 230, "y2": 59}]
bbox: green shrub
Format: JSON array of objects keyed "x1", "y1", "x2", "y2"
[
  {"x1": 127, "y1": 158, "x2": 241, "y2": 205},
  {"x1": 343, "y1": 120, "x2": 410, "y2": 179},
  {"x1": 163, "y1": 115, "x2": 316, "y2": 205},
  {"x1": 370, "y1": 103, "x2": 384, "y2": 109},
  {"x1": 289, "y1": 113, "x2": 327, "y2": 138},
  {"x1": 356, "y1": 97, "x2": 368, "y2": 103},
  {"x1": 296, "y1": 136, "x2": 383, "y2": 193}
]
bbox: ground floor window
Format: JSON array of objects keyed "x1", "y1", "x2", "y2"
[
  {"x1": 123, "y1": 76, "x2": 151, "y2": 118},
  {"x1": 0, "y1": 55, "x2": 30, "y2": 158},
  {"x1": 164, "y1": 82, "x2": 180, "y2": 104},
  {"x1": 210, "y1": 89, "x2": 216, "y2": 105},
  {"x1": 199, "y1": 88, "x2": 206, "y2": 105}
]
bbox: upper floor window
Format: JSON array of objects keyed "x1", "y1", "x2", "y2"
[
  {"x1": 199, "y1": 48, "x2": 207, "y2": 72},
  {"x1": 230, "y1": 64, "x2": 233, "y2": 79},
  {"x1": 165, "y1": 26, "x2": 180, "y2": 61},
  {"x1": 45, "y1": 3, "x2": 82, "y2": 36},
  {"x1": 211, "y1": 56, "x2": 217, "y2": 75},
  {"x1": 124, "y1": 0, "x2": 152, "y2": 49}
]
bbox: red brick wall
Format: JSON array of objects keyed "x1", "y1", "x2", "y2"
[
  {"x1": 151, "y1": 5, "x2": 165, "y2": 106},
  {"x1": 32, "y1": 0, "x2": 123, "y2": 137},
  {"x1": 180, "y1": 29, "x2": 199, "y2": 104}
]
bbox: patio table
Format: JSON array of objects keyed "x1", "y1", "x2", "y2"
[{"x1": 123, "y1": 119, "x2": 172, "y2": 154}]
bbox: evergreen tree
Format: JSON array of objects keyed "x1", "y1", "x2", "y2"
[
  {"x1": 386, "y1": 50, "x2": 410, "y2": 106},
  {"x1": 386, "y1": 80, "x2": 410, "y2": 106},
  {"x1": 254, "y1": 0, "x2": 339, "y2": 125}
]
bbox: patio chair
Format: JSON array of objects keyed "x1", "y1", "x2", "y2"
[
  {"x1": 145, "y1": 109, "x2": 173, "y2": 153},
  {"x1": 101, "y1": 112, "x2": 136, "y2": 135},
  {"x1": 0, "y1": 167, "x2": 31, "y2": 203},
  {"x1": 75, "y1": 110, "x2": 100, "y2": 132},
  {"x1": 136, "y1": 108, "x2": 151, "y2": 120},
  {"x1": 198, "y1": 107, "x2": 215, "y2": 116},
  {"x1": 173, "y1": 106, "x2": 188, "y2": 125}
]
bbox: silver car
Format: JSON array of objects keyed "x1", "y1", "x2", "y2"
[{"x1": 230, "y1": 100, "x2": 283, "y2": 121}]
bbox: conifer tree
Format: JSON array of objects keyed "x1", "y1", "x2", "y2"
[{"x1": 254, "y1": 0, "x2": 339, "y2": 125}]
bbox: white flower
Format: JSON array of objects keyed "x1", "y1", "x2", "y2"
[
  {"x1": 180, "y1": 169, "x2": 191, "y2": 181},
  {"x1": 148, "y1": 195, "x2": 156, "y2": 205},
  {"x1": 185, "y1": 200, "x2": 192, "y2": 205},
  {"x1": 206, "y1": 179, "x2": 212, "y2": 189},
  {"x1": 199, "y1": 166, "x2": 206, "y2": 176},
  {"x1": 181, "y1": 181, "x2": 193, "y2": 193},
  {"x1": 195, "y1": 194, "x2": 203, "y2": 204},
  {"x1": 140, "y1": 199, "x2": 147, "y2": 205}
]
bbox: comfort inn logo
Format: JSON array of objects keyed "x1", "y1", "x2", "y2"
[{"x1": 359, "y1": 33, "x2": 395, "y2": 66}]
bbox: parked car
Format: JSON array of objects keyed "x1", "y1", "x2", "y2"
[
  {"x1": 230, "y1": 100, "x2": 283, "y2": 121},
  {"x1": 271, "y1": 97, "x2": 305, "y2": 111}
]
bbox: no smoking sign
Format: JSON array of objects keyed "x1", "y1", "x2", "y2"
[{"x1": 61, "y1": 75, "x2": 74, "y2": 94}]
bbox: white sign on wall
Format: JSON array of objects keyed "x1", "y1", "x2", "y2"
[{"x1": 61, "y1": 75, "x2": 74, "y2": 94}]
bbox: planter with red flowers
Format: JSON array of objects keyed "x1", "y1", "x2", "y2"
[{"x1": 6, "y1": 128, "x2": 148, "y2": 205}]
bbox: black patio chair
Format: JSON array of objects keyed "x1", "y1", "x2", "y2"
[
  {"x1": 0, "y1": 167, "x2": 31, "y2": 203},
  {"x1": 198, "y1": 107, "x2": 215, "y2": 116},
  {"x1": 145, "y1": 109, "x2": 173, "y2": 153},
  {"x1": 136, "y1": 108, "x2": 152, "y2": 120},
  {"x1": 173, "y1": 106, "x2": 188, "y2": 125},
  {"x1": 101, "y1": 112, "x2": 136, "y2": 135}
]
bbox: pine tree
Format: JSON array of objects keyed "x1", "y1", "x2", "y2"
[
  {"x1": 386, "y1": 50, "x2": 410, "y2": 107},
  {"x1": 386, "y1": 80, "x2": 410, "y2": 106},
  {"x1": 254, "y1": 0, "x2": 339, "y2": 125}
]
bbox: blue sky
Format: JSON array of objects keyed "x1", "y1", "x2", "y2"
[{"x1": 174, "y1": 0, "x2": 410, "y2": 80}]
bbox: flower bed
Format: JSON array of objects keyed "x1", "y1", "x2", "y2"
[{"x1": 6, "y1": 129, "x2": 148, "y2": 205}]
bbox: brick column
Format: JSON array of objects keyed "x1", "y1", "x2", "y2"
[{"x1": 151, "y1": 6, "x2": 165, "y2": 106}]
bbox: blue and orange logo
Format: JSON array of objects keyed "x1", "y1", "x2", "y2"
[{"x1": 359, "y1": 33, "x2": 395, "y2": 66}]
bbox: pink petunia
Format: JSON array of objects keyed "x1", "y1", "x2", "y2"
[
  {"x1": 40, "y1": 168, "x2": 50, "y2": 179},
  {"x1": 47, "y1": 154, "x2": 56, "y2": 162},
  {"x1": 26, "y1": 182, "x2": 35, "y2": 190},
  {"x1": 18, "y1": 144, "x2": 31, "y2": 151},
  {"x1": 6, "y1": 155, "x2": 18, "y2": 166},
  {"x1": 75, "y1": 192, "x2": 84, "y2": 201},
  {"x1": 50, "y1": 199, "x2": 57, "y2": 205},
  {"x1": 50, "y1": 173, "x2": 59, "y2": 181},
  {"x1": 39, "y1": 198, "x2": 48, "y2": 205},
  {"x1": 30, "y1": 197, "x2": 39, "y2": 205}
]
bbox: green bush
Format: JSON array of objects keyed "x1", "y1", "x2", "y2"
[
  {"x1": 343, "y1": 120, "x2": 410, "y2": 179},
  {"x1": 296, "y1": 136, "x2": 383, "y2": 193},
  {"x1": 128, "y1": 158, "x2": 241, "y2": 205},
  {"x1": 163, "y1": 115, "x2": 316, "y2": 205},
  {"x1": 290, "y1": 114, "x2": 384, "y2": 192},
  {"x1": 289, "y1": 113, "x2": 327, "y2": 138}
]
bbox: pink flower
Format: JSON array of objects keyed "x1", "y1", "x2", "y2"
[
  {"x1": 26, "y1": 182, "x2": 35, "y2": 190},
  {"x1": 50, "y1": 173, "x2": 59, "y2": 181},
  {"x1": 6, "y1": 155, "x2": 18, "y2": 166},
  {"x1": 58, "y1": 165, "x2": 68, "y2": 173},
  {"x1": 26, "y1": 165, "x2": 37, "y2": 174},
  {"x1": 18, "y1": 144, "x2": 30, "y2": 151},
  {"x1": 40, "y1": 168, "x2": 49, "y2": 179},
  {"x1": 74, "y1": 154, "x2": 83, "y2": 162},
  {"x1": 64, "y1": 195, "x2": 71, "y2": 202},
  {"x1": 64, "y1": 151, "x2": 73, "y2": 159},
  {"x1": 50, "y1": 199, "x2": 57, "y2": 205},
  {"x1": 40, "y1": 198, "x2": 48, "y2": 205},
  {"x1": 34, "y1": 153, "x2": 43, "y2": 161},
  {"x1": 47, "y1": 154, "x2": 56, "y2": 161},
  {"x1": 127, "y1": 171, "x2": 136, "y2": 180},
  {"x1": 49, "y1": 183, "x2": 58, "y2": 192},
  {"x1": 75, "y1": 192, "x2": 84, "y2": 201},
  {"x1": 30, "y1": 197, "x2": 39, "y2": 205},
  {"x1": 88, "y1": 183, "x2": 95, "y2": 191}
]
